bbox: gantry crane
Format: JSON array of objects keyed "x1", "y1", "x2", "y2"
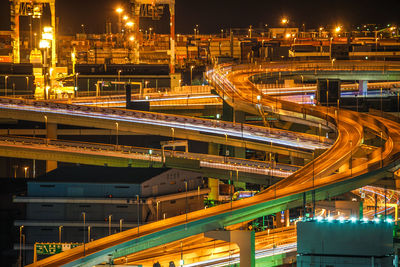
[
  {"x1": 129, "y1": 0, "x2": 176, "y2": 74},
  {"x1": 10, "y1": 0, "x2": 56, "y2": 68}
]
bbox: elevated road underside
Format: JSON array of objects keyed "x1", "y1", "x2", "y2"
[
  {"x1": 0, "y1": 135, "x2": 297, "y2": 183},
  {"x1": 20, "y1": 60, "x2": 400, "y2": 267}
]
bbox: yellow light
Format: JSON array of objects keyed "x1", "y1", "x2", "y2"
[
  {"x1": 126, "y1": 21, "x2": 134, "y2": 27},
  {"x1": 42, "y1": 32, "x2": 53, "y2": 40},
  {"x1": 335, "y1": 26, "x2": 341, "y2": 33},
  {"x1": 43, "y1": 26, "x2": 53, "y2": 33},
  {"x1": 319, "y1": 27, "x2": 324, "y2": 31},
  {"x1": 129, "y1": 36, "x2": 135, "y2": 41},
  {"x1": 39, "y1": 39, "x2": 50, "y2": 48},
  {"x1": 123, "y1": 15, "x2": 128, "y2": 21},
  {"x1": 281, "y1": 18, "x2": 288, "y2": 25},
  {"x1": 116, "y1": 7, "x2": 123, "y2": 13},
  {"x1": 285, "y1": 33, "x2": 291, "y2": 38}
]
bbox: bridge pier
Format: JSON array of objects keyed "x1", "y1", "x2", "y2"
[
  {"x1": 46, "y1": 123, "x2": 57, "y2": 172},
  {"x1": 358, "y1": 80, "x2": 368, "y2": 96},
  {"x1": 208, "y1": 143, "x2": 220, "y2": 201},
  {"x1": 205, "y1": 230, "x2": 255, "y2": 267}
]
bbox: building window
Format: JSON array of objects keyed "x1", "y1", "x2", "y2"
[
  {"x1": 114, "y1": 186, "x2": 129, "y2": 189},
  {"x1": 41, "y1": 204, "x2": 53, "y2": 207},
  {"x1": 79, "y1": 205, "x2": 91, "y2": 208},
  {"x1": 160, "y1": 182, "x2": 166, "y2": 185},
  {"x1": 170, "y1": 181, "x2": 176, "y2": 185},
  {"x1": 170, "y1": 200, "x2": 176, "y2": 204},
  {"x1": 144, "y1": 185, "x2": 150, "y2": 188},
  {"x1": 116, "y1": 205, "x2": 128, "y2": 208}
]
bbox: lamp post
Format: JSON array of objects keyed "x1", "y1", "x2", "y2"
[
  {"x1": 82, "y1": 212, "x2": 86, "y2": 256},
  {"x1": 190, "y1": 65, "x2": 194, "y2": 86},
  {"x1": 156, "y1": 201, "x2": 160, "y2": 221},
  {"x1": 108, "y1": 214, "x2": 112, "y2": 235},
  {"x1": 5, "y1": 75, "x2": 8, "y2": 96},
  {"x1": 136, "y1": 195, "x2": 140, "y2": 238},
  {"x1": 58, "y1": 225, "x2": 63, "y2": 242},
  {"x1": 19, "y1": 225, "x2": 24, "y2": 267},
  {"x1": 116, "y1": 7, "x2": 123, "y2": 35},
  {"x1": 184, "y1": 180, "x2": 188, "y2": 230},
  {"x1": 23, "y1": 167, "x2": 28, "y2": 178},
  {"x1": 88, "y1": 225, "x2": 91, "y2": 242},
  {"x1": 119, "y1": 218, "x2": 123, "y2": 232},
  {"x1": 115, "y1": 122, "x2": 119, "y2": 147},
  {"x1": 39, "y1": 39, "x2": 50, "y2": 99}
]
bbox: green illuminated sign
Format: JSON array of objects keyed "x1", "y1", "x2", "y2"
[{"x1": 36, "y1": 243, "x2": 82, "y2": 255}]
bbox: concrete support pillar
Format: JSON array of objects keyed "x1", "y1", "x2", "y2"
[
  {"x1": 169, "y1": 73, "x2": 181, "y2": 91},
  {"x1": 46, "y1": 123, "x2": 57, "y2": 172},
  {"x1": 358, "y1": 80, "x2": 368, "y2": 96},
  {"x1": 208, "y1": 178, "x2": 219, "y2": 201},
  {"x1": 290, "y1": 153, "x2": 304, "y2": 166},
  {"x1": 205, "y1": 230, "x2": 255, "y2": 267},
  {"x1": 208, "y1": 142, "x2": 220, "y2": 201},
  {"x1": 276, "y1": 210, "x2": 290, "y2": 228},
  {"x1": 208, "y1": 142, "x2": 219, "y2": 156},
  {"x1": 284, "y1": 79, "x2": 295, "y2": 88}
]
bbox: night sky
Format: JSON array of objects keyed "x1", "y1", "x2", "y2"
[{"x1": 0, "y1": 0, "x2": 399, "y2": 34}]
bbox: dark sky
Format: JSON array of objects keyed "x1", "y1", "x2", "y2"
[{"x1": 1, "y1": 0, "x2": 399, "y2": 34}]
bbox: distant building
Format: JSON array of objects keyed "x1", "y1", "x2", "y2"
[{"x1": 14, "y1": 166, "x2": 208, "y2": 264}]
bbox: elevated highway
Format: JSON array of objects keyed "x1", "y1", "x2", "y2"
[
  {"x1": 20, "y1": 60, "x2": 400, "y2": 267},
  {"x1": 0, "y1": 135, "x2": 297, "y2": 183},
  {"x1": 0, "y1": 98, "x2": 329, "y2": 158}
]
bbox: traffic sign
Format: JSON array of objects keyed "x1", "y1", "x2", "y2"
[{"x1": 36, "y1": 243, "x2": 82, "y2": 255}]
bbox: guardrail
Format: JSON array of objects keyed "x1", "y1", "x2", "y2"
[{"x1": 0, "y1": 135, "x2": 297, "y2": 177}]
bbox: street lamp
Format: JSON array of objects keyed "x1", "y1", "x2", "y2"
[
  {"x1": 87, "y1": 225, "x2": 91, "y2": 242},
  {"x1": 190, "y1": 65, "x2": 195, "y2": 86},
  {"x1": 115, "y1": 122, "x2": 119, "y2": 147},
  {"x1": 116, "y1": 7, "x2": 124, "y2": 34},
  {"x1": 19, "y1": 225, "x2": 24, "y2": 267},
  {"x1": 4, "y1": 75, "x2": 8, "y2": 96},
  {"x1": 184, "y1": 180, "x2": 188, "y2": 230},
  {"x1": 39, "y1": 39, "x2": 50, "y2": 99},
  {"x1": 156, "y1": 201, "x2": 160, "y2": 221},
  {"x1": 82, "y1": 212, "x2": 86, "y2": 256},
  {"x1": 281, "y1": 18, "x2": 288, "y2": 25},
  {"x1": 136, "y1": 195, "x2": 140, "y2": 238},
  {"x1": 58, "y1": 225, "x2": 63, "y2": 242},
  {"x1": 119, "y1": 218, "x2": 123, "y2": 232},
  {"x1": 23, "y1": 167, "x2": 28, "y2": 178},
  {"x1": 108, "y1": 214, "x2": 112, "y2": 235}
]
